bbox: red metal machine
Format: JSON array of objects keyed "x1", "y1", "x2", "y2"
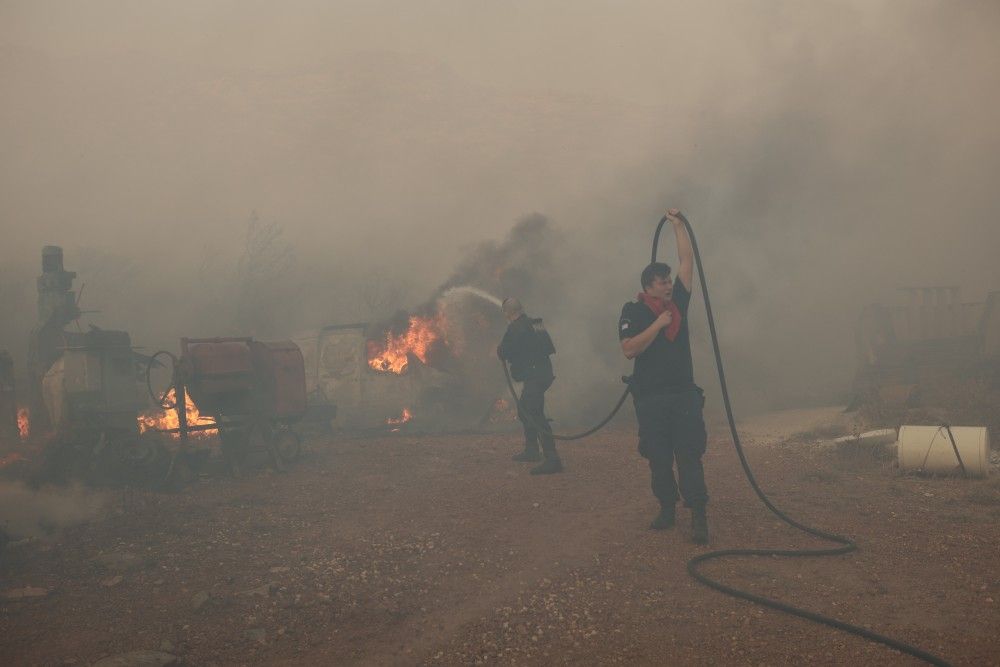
[
  {"x1": 151, "y1": 337, "x2": 307, "y2": 474},
  {"x1": 0, "y1": 350, "x2": 18, "y2": 443}
]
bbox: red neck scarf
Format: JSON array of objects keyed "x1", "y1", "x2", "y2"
[{"x1": 637, "y1": 292, "x2": 682, "y2": 341}]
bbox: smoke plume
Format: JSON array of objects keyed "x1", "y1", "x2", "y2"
[{"x1": 1, "y1": 1, "x2": 998, "y2": 421}]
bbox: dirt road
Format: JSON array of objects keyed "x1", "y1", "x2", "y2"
[{"x1": 2, "y1": 408, "x2": 998, "y2": 665}]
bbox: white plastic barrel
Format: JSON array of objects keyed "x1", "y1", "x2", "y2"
[{"x1": 897, "y1": 425, "x2": 991, "y2": 478}]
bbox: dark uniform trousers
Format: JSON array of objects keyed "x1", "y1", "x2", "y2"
[
  {"x1": 634, "y1": 388, "x2": 708, "y2": 508},
  {"x1": 518, "y1": 376, "x2": 557, "y2": 459}
]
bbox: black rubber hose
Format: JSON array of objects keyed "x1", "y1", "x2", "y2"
[
  {"x1": 145, "y1": 350, "x2": 179, "y2": 409},
  {"x1": 658, "y1": 213, "x2": 950, "y2": 666},
  {"x1": 941, "y1": 424, "x2": 968, "y2": 478},
  {"x1": 499, "y1": 361, "x2": 631, "y2": 441}
]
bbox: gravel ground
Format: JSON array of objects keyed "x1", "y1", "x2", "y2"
[{"x1": 1, "y1": 407, "x2": 998, "y2": 666}]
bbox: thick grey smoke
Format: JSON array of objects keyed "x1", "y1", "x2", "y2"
[
  {"x1": 1, "y1": 1, "x2": 998, "y2": 420},
  {"x1": 0, "y1": 482, "x2": 109, "y2": 540}
]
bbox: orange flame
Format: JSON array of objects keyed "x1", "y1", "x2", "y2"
[
  {"x1": 386, "y1": 408, "x2": 413, "y2": 430},
  {"x1": 138, "y1": 389, "x2": 217, "y2": 438},
  {"x1": 17, "y1": 407, "x2": 29, "y2": 440},
  {"x1": 367, "y1": 314, "x2": 446, "y2": 374},
  {"x1": 489, "y1": 398, "x2": 518, "y2": 423}
]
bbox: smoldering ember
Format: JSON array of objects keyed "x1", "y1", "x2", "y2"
[{"x1": 1, "y1": 3, "x2": 999, "y2": 666}]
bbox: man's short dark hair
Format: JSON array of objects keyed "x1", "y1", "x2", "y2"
[
  {"x1": 501, "y1": 297, "x2": 523, "y2": 317},
  {"x1": 641, "y1": 262, "x2": 672, "y2": 290}
]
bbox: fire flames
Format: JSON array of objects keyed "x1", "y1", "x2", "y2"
[
  {"x1": 386, "y1": 408, "x2": 413, "y2": 430},
  {"x1": 489, "y1": 398, "x2": 518, "y2": 423},
  {"x1": 138, "y1": 389, "x2": 217, "y2": 438},
  {"x1": 17, "y1": 407, "x2": 29, "y2": 440},
  {"x1": 367, "y1": 314, "x2": 447, "y2": 374}
]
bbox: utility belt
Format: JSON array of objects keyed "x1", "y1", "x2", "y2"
[
  {"x1": 624, "y1": 376, "x2": 702, "y2": 403},
  {"x1": 510, "y1": 361, "x2": 553, "y2": 383}
]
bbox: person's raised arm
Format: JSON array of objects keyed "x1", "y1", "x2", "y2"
[{"x1": 667, "y1": 208, "x2": 693, "y2": 291}]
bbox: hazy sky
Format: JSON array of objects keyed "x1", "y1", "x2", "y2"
[{"x1": 2, "y1": 0, "x2": 999, "y2": 411}]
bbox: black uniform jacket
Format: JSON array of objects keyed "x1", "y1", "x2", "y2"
[
  {"x1": 499, "y1": 314, "x2": 554, "y2": 382},
  {"x1": 618, "y1": 281, "x2": 695, "y2": 396}
]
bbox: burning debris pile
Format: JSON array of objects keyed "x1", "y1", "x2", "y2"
[
  {"x1": 297, "y1": 214, "x2": 559, "y2": 432},
  {"x1": 386, "y1": 407, "x2": 414, "y2": 431},
  {"x1": 484, "y1": 398, "x2": 518, "y2": 424},
  {"x1": 0, "y1": 213, "x2": 562, "y2": 488},
  {"x1": 0, "y1": 247, "x2": 310, "y2": 488},
  {"x1": 17, "y1": 408, "x2": 29, "y2": 440},
  {"x1": 353, "y1": 304, "x2": 488, "y2": 430},
  {"x1": 0, "y1": 407, "x2": 32, "y2": 469},
  {"x1": 366, "y1": 312, "x2": 450, "y2": 375},
  {"x1": 0, "y1": 249, "x2": 154, "y2": 484},
  {"x1": 137, "y1": 389, "x2": 217, "y2": 439},
  {"x1": 137, "y1": 338, "x2": 307, "y2": 476},
  {"x1": 0, "y1": 365, "x2": 34, "y2": 468}
]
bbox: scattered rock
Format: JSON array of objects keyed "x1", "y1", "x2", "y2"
[
  {"x1": 94, "y1": 551, "x2": 149, "y2": 573},
  {"x1": 269, "y1": 566, "x2": 289, "y2": 573},
  {"x1": 239, "y1": 583, "x2": 274, "y2": 598},
  {"x1": 4, "y1": 586, "x2": 49, "y2": 599},
  {"x1": 158, "y1": 640, "x2": 176, "y2": 653},
  {"x1": 245, "y1": 628, "x2": 267, "y2": 644},
  {"x1": 91, "y1": 650, "x2": 180, "y2": 667},
  {"x1": 191, "y1": 591, "x2": 210, "y2": 610},
  {"x1": 102, "y1": 575, "x2": 124, "y2": 588}
]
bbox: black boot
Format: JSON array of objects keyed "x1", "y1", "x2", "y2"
[
  {"x1": 691, "y1": 507, "x2": 709, "y2": 544},
  {"x1": 512, "y1": 448, "x2": 542, "y2": 462},
  {"x1": 649, "y1": 504, "x2": 676, "y2": 530},
  {"x1": 529, "y1": 457, "x2": 563, "y2": 475}
]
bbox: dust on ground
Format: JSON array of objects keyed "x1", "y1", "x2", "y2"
[{"x1": 1, "y1": 408, "x2": 998, "y2": 665}]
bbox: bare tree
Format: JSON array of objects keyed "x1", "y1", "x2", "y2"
[{"x1": 234, "y1": 211, "x2": 295, "y2": 338}]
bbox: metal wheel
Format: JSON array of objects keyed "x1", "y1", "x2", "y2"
[
  {"x1": 110, "y1": 432, "x2": 172, "y2": 487},
  {"x1": 219, "y1": 424, "x2": 250, "y2": 477}
]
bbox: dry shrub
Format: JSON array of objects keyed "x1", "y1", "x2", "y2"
[{"x1": 859, "y1": 377, "x2": 999, "y2": 448}]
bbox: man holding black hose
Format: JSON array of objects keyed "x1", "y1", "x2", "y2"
[
  {"x1": 497, "y1": 297, "x2": 562, "y2": 475},
  {"x1": 619, "y1": 209, "x2": 709, "y2": 543}
]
